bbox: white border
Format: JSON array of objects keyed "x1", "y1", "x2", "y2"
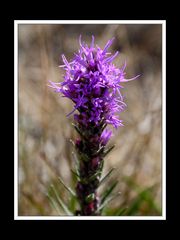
[
  {"x1": 14, "y1": 20, "x2": 166, "y2": 220},
  {"x1": 14, "y1": 20, "x2": 165, "y2": 24}
]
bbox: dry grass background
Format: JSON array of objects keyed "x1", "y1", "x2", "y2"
[{"x1": 18, "y1": 24, "x2": 162, "y2": 216}]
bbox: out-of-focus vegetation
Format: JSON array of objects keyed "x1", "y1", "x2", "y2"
[{"x1": 18, "y1": 24, "x2": 162, "y2": 216}]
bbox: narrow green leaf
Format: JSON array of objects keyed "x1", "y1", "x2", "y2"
[
  {"x1": 51, "y1": 184, "x2": 73, "y2": 216},
  {"x1": 101, "y1": 123, "x2": 107, "y2": 133},
  {"x1": 98, "y1": 192, "x2": 121, "y2": 212},
  {"x1": 125, "y1": 196, "x2": 143, "y2": 215},
  {"x1": 103, "y1": 145, "x2": 115, "y2": 157},
  {"x1": 88, "y1": 170, "x2": 101, "y2": 182},
  {"x1": 71, "y1": 169, "x2": 80, "y2": 180},
  {"x1": 96, "y1": 145, "x2": 104, "y2": 155},
  {"x1": 99, "y1": 168, "x2": 115, "y2": 186},
  {"x1": 101, "y1": 181, "x2": 118, "y2": 204},
  {"x1": 115, "y1": 207, "x2": 128, "y2": 216},
  {"x1": 46, "y1": 193, "x2": 62, "y2": 215},
  {"x1": 71, "y1": 151, "x2": 80, "y2": 178},
  {"x1": 68, "y1": 195, "x2": 78, "y2": 213},
  {"x1": 72, "y1": 123, "x2": 86, "y2": 140},
  {"x1": 99, "y1": 160, "x2": 104, "y2": 172},
  {"x1": 58, "y1": 176, "x2": 76, "y2": 197}
]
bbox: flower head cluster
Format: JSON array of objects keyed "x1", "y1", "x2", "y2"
[{"x1": 49, "y1": 36, "x2": 138, "y2": 130}]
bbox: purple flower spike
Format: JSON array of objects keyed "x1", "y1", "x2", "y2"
[{"x1": 49, "y1": 36, "x2": 138, "y2": 216}]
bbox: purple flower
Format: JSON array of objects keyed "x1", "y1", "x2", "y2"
[
  {"x1": 48, "y1": 36, "x2": 139, "y2": 215},
  {"x1": 48, "y1": 36, "x2": 138, "y2": 129},
  {"x1": 100, "y1": 129, "x2": 113, "y2": 146}
]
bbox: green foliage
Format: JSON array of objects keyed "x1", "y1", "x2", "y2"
[
  {"x1": 58, "y1": 176, "x2": 76, "y2": 197},
  {"x1": 99, "y1": 167, "x2": 115, "y2": 186},
  {"x1": 68, "y1": 195, "x2": 78, "y2": 213},
  {"x1": 46, "y1": 192, "x2": 62, "y2": 215},
  {"x1": 103, "y1": 145, "x2": 115, "y2": 157},
  {"x1": 122, "y1": 177, "x2": 161, "y2": 216},
  {"x1": 101, "y1": 181, "x2": 118, "y2": 204},
  {"x1": 97, "y1": 181, "x2": 120, "y2": 214},
  {"x1": 49, "y1": 184, "x2": 73, "y2": 215},
  {"x1": 115, "y1": 207, "x2": 128, "y2": 216},
  {"x1": 98, "y1": 192, "x2": 121, "y2": 213},
  {"x1": 47, "y1": 174, "x2": 161, "y2": 216},
  {"x1": 103, "y1": 207, "x2": 128, "y2": 216},
  {"x1": 71, "y1": 169, "x2": 80, "y2": 180}
]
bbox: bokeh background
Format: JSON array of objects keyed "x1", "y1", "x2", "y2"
[{"x1": 18, "y1": 24, "x2": 162, "y2": 216}]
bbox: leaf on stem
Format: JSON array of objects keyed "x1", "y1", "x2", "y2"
[
  {"x1": 96, "y1": 145, "x2": 104, "y2": 155},
  {"x1": 46, "y1": 193, "x2": 62, "y2": 215},
  {"x1": 58, "y1": 176, "x2": 76, "y2": 197},
  {"x1": 99, "y1": 160, "x2": 104, "y2": 172},
  {"x1": 72, "y1": 123, "x2": 87, "y2": 140},
  {"x1": 99, "y1": 168, "x2": 115, "y2": 186},
  {"x1": 98, "y1": 191, "x2": 121, "y2": 212},
  {"x1": 50, "y1": 184, "x2": 73, "y2": 216},
  {"x1": 71, "y1": 169, "x2": 80, "y2": 180},
  {"x1": 88, "y1": 170, "x2": 101, "y2": 182},
  {"x1": 101, "y1": 123, "x2": 107, "y2": 133},
  {"x1": 103, "y1": 145, "x2": 115, "y2": 157},
  {"x1": 101, "y1": 181, "x2": 118, "y2": 204}
]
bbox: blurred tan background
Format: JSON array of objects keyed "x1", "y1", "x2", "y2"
[{"x1": 18, "y1": 24, "x2": 162, "y2": 216}]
